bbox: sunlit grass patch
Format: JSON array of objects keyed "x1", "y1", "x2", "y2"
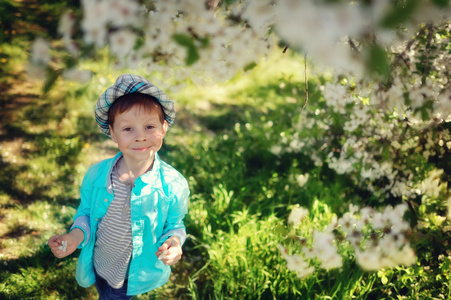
[
  {"x1": 0, "y1": 251, "x2": 98, "y2": 300},
  {"x1": 189, "y1": 213, "x2": 292, "y2": 298},
  {"x1": 0, "y1": 38, "x2": 30, "y2": 76},
  {"x1": 0, "y1": 201, "x2": 74, "y2": 259}
]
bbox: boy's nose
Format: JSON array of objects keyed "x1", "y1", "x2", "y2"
[
  {"x1": 134, "y1": 130, "x2": 147, "y2": 142},
  {"x1": 135, "y1": 136, "x2": 147, "y2": 142}
]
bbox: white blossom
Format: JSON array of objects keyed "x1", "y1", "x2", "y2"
[
  {"x1": 355, "y1": 248, "x2": 383, "y2": 271},
  {"x1": 288, "y1": 206, "x2": 309, "y2": 226},
  {"x1": 30, "y1": 37, "x2": 50, "y2": 65},
  {"x1": 270, "y1": 145, "x2": 282, "y2": 156},
  {"x1": 421, "y1": 169, "x2": 444, "y2": 198},
  {"x1": 63, "y1": 67, "x2": 92, "y2": 83},
  {"x1": 58, "y1": 11, "x2": 75, "y2": 40},
  {"x1": 311, "y1": 231, "x2": 343, "y2": 270},
  {"x1": 242, "y1": 0, "x2": 276, "y2": 34},
  {"x1": 107, "y1": 0, "x2": 142, "y2": 27},
  {"x1": 80, "y1": 0, "x2": 108, "y2": 47},
  {"x1": 278, "y1": 244, "x2": 315, "y2": 278},
  {"x1": 109, "y1": 29, "x2": 137, "y2": 59},
  {"x1": 295, "y1": 174, "x2": 309, "y2": 188},
  {"x1": 58, "y1": 240, "x2": 68, "y2": 252}
]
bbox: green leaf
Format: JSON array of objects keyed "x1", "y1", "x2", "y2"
[
  {"x1": 134, "y1": 36, "x2": 145, "y2": 51},
  {"x1": 432, "y1": 0, "x2": 449, "y2": 7},
  {"x1": 43, "y1": 67, "x2": 60, "y2": 95},
  {"x1": 244, "y1": 62, "x2": 257, "y2": 72},
  {"x1": 186, "y1": 45, "x2": 200, "y2": 66},
  {"x1": 62, "y1": 56, "x2": 78, "y2": 69},
  {"x1": 172, "y1": 33, "x2": 194, "y2": 47},
  {"x1": 199, "y1": 37, "x2": 210, "y2": 48},
  {"x1": 367, "y1": 44, "x2": 390, "y2": 79},
  {"x1": 380, "y1": 0, "x2": 419, "y2": 28},
  {"x1": 172, "y1": 34, "x2": 200, "y2": 65},
  {"x1": 274, "y1": 224, "x2": 289, "y2": 236}
]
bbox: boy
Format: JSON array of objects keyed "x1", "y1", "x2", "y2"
[{"x1": 47, "y1": 74, "x2": 189, "y2": 299}]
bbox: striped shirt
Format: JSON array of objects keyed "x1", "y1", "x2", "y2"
[{"x1": 93, "y1": 159, "x2": 133, "y2": 288}]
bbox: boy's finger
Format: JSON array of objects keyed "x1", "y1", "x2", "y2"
[
  {"x1": 54, "y1": 251, "x2": 65, "y2": 259},
  {"x1": 161, "y1": 248, "x2": 182, "y2": 259},
  {"x1": 167, "y1": 246, "x2": 181, "y2": 255},
  {"x1": 162, "y1": 253, "x2": 182, "y2": 265},
  {"x1": 47, "y1": 236, "x2": 60, "y2": 246},
  {"x1": 158, "y1": 243, "x2": 169, "y2": 251}
]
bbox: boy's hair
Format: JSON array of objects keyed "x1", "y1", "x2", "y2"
[
  {"x1": 108, "y1": 93, "x2": 166, "y2": 127},
  {"x1": 95, "y1": 74, "x2": 175, "y2": 136}
]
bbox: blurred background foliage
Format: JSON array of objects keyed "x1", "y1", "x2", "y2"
[{"x1": 0, "y1": 1, "x2": 450, "y2": 299}]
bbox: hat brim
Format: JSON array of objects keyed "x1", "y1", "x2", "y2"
[{"x1": 95, "y1": 74, "x2": 175, "y2": 136}]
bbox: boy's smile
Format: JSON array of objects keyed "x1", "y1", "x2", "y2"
[
  {"x1": 132, "y1": 147, "x2": 151, "y2": 151},
  {"x1": 109, "y1": 105, "x2": 168, "y2": 170}
]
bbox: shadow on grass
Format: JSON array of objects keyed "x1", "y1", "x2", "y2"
[
  {"x1": 0, "y1": 0, "x2": 81, "y2": 44},
  {"x1": 0, "y1": 244, "x2": 96, "y2": 299},
  {"x1": 0, "y1": 70, "x2": 100, "y2": 207},
  {"x1": 193, "y1": 103, "x2": 257, "y2": 132},
  {"x1": 0, "y1": 159, "x2": 31, "y2": 205},
  {"x1": 0, "y1": 155, "x2": 82, "y2": 209}
]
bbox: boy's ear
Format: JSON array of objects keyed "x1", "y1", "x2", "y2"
[
  {"x1": 109, "y1": 125, "x2": 117, "y2": 142},
  {"x1": 162, "y1": 120, "x2": 168, "y2": 137}
]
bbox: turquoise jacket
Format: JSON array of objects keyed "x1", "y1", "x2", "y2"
[{"x1": 71, "y1": 152, "x2": 189, "y2": 295}]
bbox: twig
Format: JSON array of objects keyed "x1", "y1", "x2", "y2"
[
  {"x1": 399, "y1": 54, "x2": 411, "y2": 70},
  {"x1": 422, "y1": 23, "x2": 434, "y2": 85},
  {"x1": 281, "y1": 46, "x2": 308, "y2": 112},
  {"x1": 393, "y1": 118, "x2": 441, "y2": 142},
  {"x1": 392, "y1": 24, "x2": 429, "y2": 69},
  {"x1": 348, "y1": 38, "x2": 360, "y2": 53},
  {"x1": 301, "y1": 53, "x2": 308, "y2": 113}
]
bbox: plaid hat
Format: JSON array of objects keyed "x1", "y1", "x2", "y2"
[{"x1": 95, "y1": 73, "x2": 175, "y2": 136}]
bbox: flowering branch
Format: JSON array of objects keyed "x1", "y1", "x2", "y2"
[
  {"x1": 391, "y1": 24, "x2": 429, "y2": 70},
  {"x1": 279, "y1": 203, "x2": 417, "y2": 278},
  {"x1": 422, "y1": 23, "x2": 434, "y2": 85}
]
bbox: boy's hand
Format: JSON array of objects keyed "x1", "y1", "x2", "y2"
[
  {"x1": 156, "y1": 236, "x2": 182, "y2": 265},
  {"x1": 47, "y1": 228, "x2": 84, "y2": 259}
]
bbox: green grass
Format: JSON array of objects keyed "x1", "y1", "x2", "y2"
[{"x1": 1, "y1": 15, "x2": 450, "y2": 300}]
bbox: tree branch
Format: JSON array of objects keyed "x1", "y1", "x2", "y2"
[
  {"x1": 391, "y1": 24, "x2": 429, "y2": 69},
  {"x1": 348, "y1": 38, "x2": 360, "y2": 53},
  {"x1": 422, "y1": 23, "x2": 434, "y2": 85},
  {"x1": 399, "y1": 54, "x2": 411, "y2": 70}
]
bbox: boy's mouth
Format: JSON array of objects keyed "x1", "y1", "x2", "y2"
[{"x1": 132, "y1": 146, "x2": 150, "y2": 151}]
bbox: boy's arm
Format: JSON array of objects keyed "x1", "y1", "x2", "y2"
[
  {"x1": 70, "y1": 215, "x2": 90, "y2": 248},
  {"x1": 47, "y1": 165, "x2": 96, "y2": 257},
  {"x1": 158, "y1": 177, "x2": 190, "y2": 246},
  {"x1": 159, "y1": 227, "x2": 186, "y2": 246},
  {"x1": 69, "y1": 170, "x2": 95, "y2": 248}
]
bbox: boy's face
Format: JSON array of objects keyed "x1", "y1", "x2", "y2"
[{"x1": 109, "y1": 105, "x2": 168, "y2": 166}]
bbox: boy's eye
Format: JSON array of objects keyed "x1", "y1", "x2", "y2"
[
  {"x1": 123, "y1": 127, "x2": 133, "y2": 132},
  {"x1": 146, "y1": 125, "x2": 154, "y2": 130}
]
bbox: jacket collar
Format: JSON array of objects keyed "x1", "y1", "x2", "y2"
[{"x1": 94, "y1": 152, "x2": 162, "y2": 193}]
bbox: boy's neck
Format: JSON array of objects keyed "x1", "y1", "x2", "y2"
[{"x1": 117, "y1": 155, "x2": 155, "y2": 183}]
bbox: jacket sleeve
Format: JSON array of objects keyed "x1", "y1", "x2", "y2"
[
  {"x1": 70, "y1": 169, "x2": 94, "y2": 248},
  {"x1": 158, "y1": 175, "x2": 190, "y2": 246}
]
